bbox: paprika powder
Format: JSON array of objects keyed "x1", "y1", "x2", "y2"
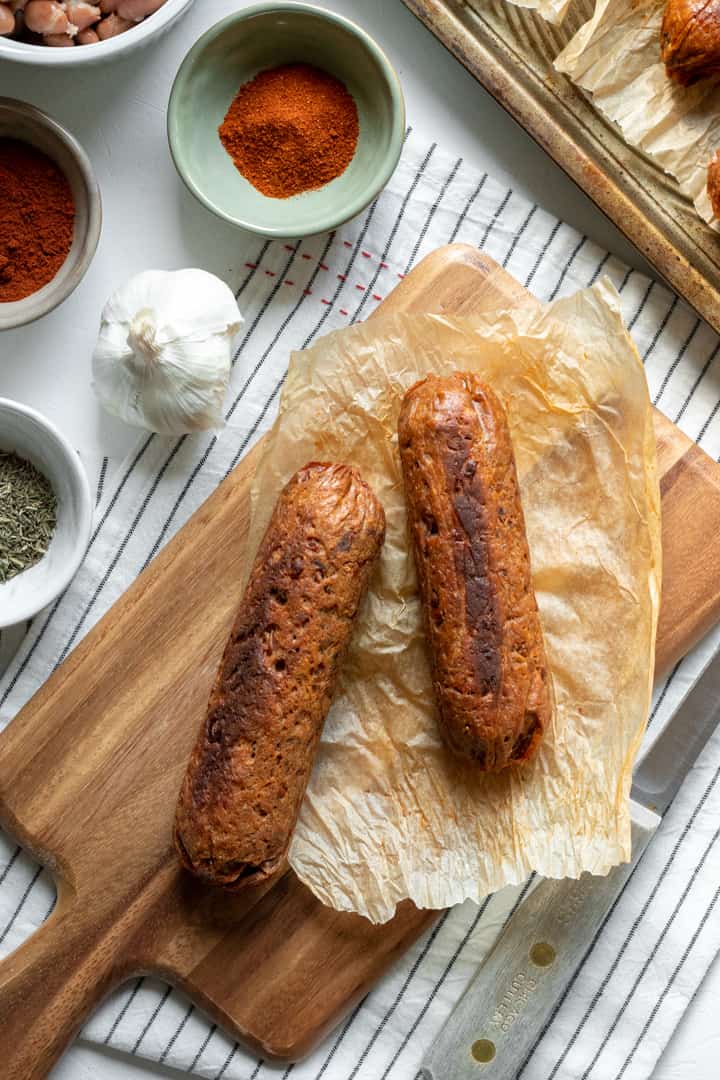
[
  {"x1": 0, "y1": 138, "x2": 75, "y2": 304},
  {"x1": 219, "y1": 63, "x2": 359, "y2": 199}
]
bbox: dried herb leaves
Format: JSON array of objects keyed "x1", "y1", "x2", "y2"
[{"x1": 0, "y1": 451, "x2": 57, "y2": 583}]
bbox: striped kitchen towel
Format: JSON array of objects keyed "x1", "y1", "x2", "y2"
[{"x1": 1, "y1": 131, "x2": 720, "y2": 1080}]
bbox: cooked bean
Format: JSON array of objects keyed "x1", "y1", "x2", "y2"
[
  {"x1": 117, "y1": 0, "x2": 164, "y2": 20},
  {"x1": 24, "y1": 0, "x2": 69, "y2": 33},
  {"x1": 66, "y1": 1, "x2": 101, "y2": 30},
  {"x1": 0, "y1": 3, "x2": 14, "y2": 33},
  {"x1": 95, "y1": 11, "x2": 131, "y2": 36},
  {"x1": 76, "y1": 24, "x2": 98, "y2": 42},
  {"x1": 44, "y1": 30, "x2": 75, "y2": 44}
]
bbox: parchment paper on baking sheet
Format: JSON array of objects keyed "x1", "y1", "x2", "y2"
[
  {"x1": 499, "y1": 0, "x2": 573, "y2": 26},
  {"x1": 555, "y1": 0, "x2": 720, "y2": 228},
  {"x1": 246, "y1": 282, "x2": 661, "y2": 923}
]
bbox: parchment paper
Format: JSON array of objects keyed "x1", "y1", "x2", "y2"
[
  {"x1": 498, "y1": 0, "x2": 573, "y2": 26},
  {"x1": 246, "y1": 281, "x2": 661, "y2": 923},
  {"x1": 555, "y1": 0, "x2": 720, "y2": 228}
]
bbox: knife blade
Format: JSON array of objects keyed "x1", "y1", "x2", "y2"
[{"x1": 419, "y1": 646, "x2": 720, "y2": 1080}]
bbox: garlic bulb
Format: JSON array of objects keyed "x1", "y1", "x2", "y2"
[{"x1": 92, "y1": 269, "x2": 243, "y2": 435}]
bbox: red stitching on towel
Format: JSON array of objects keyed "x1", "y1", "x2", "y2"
[{"x1": 272, "y1": 257, "x2": 392, "y2": 301}]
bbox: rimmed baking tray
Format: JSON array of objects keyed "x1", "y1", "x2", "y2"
[{"x1": 402, "y1": 0, "x2": 720, "y2": 333}]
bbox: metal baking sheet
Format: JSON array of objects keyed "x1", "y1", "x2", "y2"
[{"x1": 402, "y1": 0, "x2": 720, "y2": 333}]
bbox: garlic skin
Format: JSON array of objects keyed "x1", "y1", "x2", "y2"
[{"x1": 93, "y1": 269, "x2": 243, "y2": 435}]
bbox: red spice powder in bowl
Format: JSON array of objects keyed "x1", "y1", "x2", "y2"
[
  {"x1": 0, "y1": 139, "x2": 75, "y2": 303},
  {"x1": 218, "y1": 62, "x2": 359, "y2": 200},
  {"x1": 0, "y1": 97, "x2": 101, "y2": 330}
]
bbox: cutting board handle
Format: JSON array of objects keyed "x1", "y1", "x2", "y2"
[{"x1": 0, "y1": 881, "x2": 134, "y2": 1079}]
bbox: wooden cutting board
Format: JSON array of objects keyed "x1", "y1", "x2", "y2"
[{"x1": 2, "y1": 244, "x2": 720, "y2": 1078}]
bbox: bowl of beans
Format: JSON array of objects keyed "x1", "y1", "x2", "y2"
[
  {"x1": 167, "y1": 3, "x2": 406, "y2": 238},
  {"x1": 0, "y1": 0, "x2": 194, "y2": 61},
  {"x1": 0, "y1": 97, "x2": 101, "y2": 329}
]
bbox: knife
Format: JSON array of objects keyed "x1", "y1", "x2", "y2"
[{"x1": 419, "y1": 647, "x2": 720, "y2": 1080}]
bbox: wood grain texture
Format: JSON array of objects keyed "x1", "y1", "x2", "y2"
[{"x1": 0, "y1": 244, "x2": 718, "y2": 1077}]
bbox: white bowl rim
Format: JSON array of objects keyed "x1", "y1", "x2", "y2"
[
  {"x1": 167, "y1": 0, "x2": 407, "y2": 238},
  {"x1": 0, "y1": 398, "x2": 93, "y2": 628},
  {"x1": 0, "y1": 0, "x2": 195, "y2": 65},
  {"x1": 0, "y1": 97, "x2": 102, "y2": 330}
]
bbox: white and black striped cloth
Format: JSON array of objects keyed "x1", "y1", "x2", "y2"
[{"x1": 1, "y1": 133, "x2": 720, "y2": 1080}]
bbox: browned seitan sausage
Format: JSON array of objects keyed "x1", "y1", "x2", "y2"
[
  {"x1": 661, "y1": 0, "x2": 720, "y2": 86},
  {"x1": 174, "y1": 462, "x2": 385, "y2": 888},
  {"x1": 398, "y1": 372, "x2": 550, "y2": 770}
]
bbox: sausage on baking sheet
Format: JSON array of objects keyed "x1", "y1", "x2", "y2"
[
  {"x1": 398, "y1": 372, "x2": 550, "y2": 770},
  {"x1": 174, "y1": 462, "x2": 386, "y2": 889}
]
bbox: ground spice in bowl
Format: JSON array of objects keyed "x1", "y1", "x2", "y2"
[
  {"x1": 0, "y1": 450, "x2": 57, "y2": 583},
  {"x1": 218, "y1": 62, "x2": 359, "y2": 199},
  {"x1": 0, "y1": 138, "x2": 75, "y2": 303}
]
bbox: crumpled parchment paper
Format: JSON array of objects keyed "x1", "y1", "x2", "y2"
[
  {"x1": 246, "y1": 281, "x2": 661, "y2": 923},
  {"x1": 496, "y1": 0, "x2": 572, "y2": 26},
  {"x1": 555, "y1": 0, "x2": 720, "y2": 228}
]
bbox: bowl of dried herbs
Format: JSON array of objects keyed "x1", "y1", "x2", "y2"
[{"x1": 0, "y1": 398, "x2": 92, "y2": 628}]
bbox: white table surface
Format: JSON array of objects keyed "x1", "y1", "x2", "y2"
[{"x1": 0, "y1": 1, "x2": 718, "y2": 1077}]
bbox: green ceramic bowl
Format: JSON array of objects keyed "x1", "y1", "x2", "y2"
[{"x1": 167, "y1": 3, "x2": 405, "y2": 238}]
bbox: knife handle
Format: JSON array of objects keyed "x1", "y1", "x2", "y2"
[{"x1": 419, "y1": 801, "x2": 660, "y2": 1080}]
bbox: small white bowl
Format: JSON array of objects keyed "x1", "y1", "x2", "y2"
[
  {"x1": 0, "y1": 0, "x2": 195, "y2": 66},
  {"x1": 0, "y1": 399, "x2": 92, "y2": 629}
]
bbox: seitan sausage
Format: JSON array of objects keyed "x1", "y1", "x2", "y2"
[
  {"x1": 174, "y1": 462, "x2": 385, "y2": 888},
  {"x1": 398, "y1": 372, "x2": 550, "y2": 770}
]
